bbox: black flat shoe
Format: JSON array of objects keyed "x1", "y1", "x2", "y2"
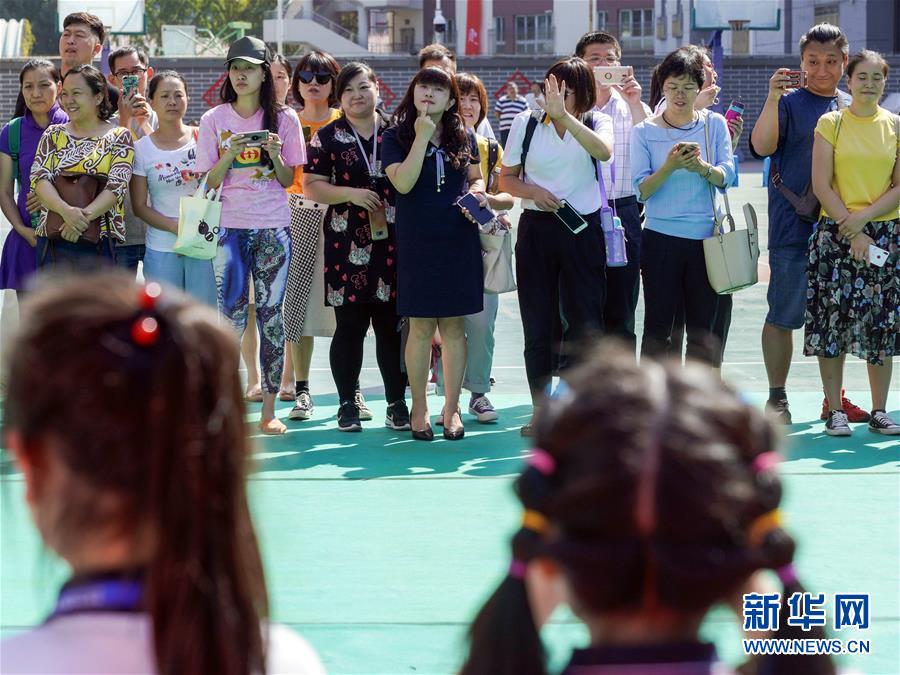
[
  {"x1": 443, "y1": 425, "x2": 465, "y2": 441},
  {"x1": 411, "y1": 425, "x2": 434, "y2": 441}
]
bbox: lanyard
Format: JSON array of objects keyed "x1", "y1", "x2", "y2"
[
  {"x1": 47, "y1": 577, "x2": 144, "y2": 622},
  {"x1": 349, "y1": 117, "x2": 380, "y2": 179}
]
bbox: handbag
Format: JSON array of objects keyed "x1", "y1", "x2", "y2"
[
  {"x1": 44, "y1": 173, "x2": 106, "y2": 244},
  {"x1": 480, "y1": 230, "x2": 516, "y2": 294},
  {"x1": 174, "y1": 176, "x2": 222, "y2": 260},
  {"x1": 701, "y1": 114, "x2": 760, "y2": 294}
]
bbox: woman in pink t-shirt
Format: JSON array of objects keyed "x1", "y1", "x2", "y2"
[{"x1": 196, "y1": 37, "x2": 305, "y2": 434}]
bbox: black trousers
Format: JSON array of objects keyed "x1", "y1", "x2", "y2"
[
  {"x1": 330, "y1": 302, "x2": 406, "y2": 404},
  {"x1": 602, "y1": 197, "x2": 643, "y2": 349},
  {"x1": 516, "y1": 209, "x2": 606, "y2": 394},
  {"x1": 671, "y1": 294, "x2": 733, "y2": 364},
  {"x1": 640, "y1": 229, "x2": 721, "y2": 366}
]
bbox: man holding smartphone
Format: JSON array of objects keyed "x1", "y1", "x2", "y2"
[
  {"x1": 575, "y1": 31, "x2": 651, "y2": 350},
  {"x1": 107, "y1": 47, "x2": 158, "y2": 275},
  {"x1": 749, "y1": 23, "x2": 866, "y2": 425}
]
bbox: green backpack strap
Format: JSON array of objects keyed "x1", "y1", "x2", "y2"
[{"x1": 7, "y1": 116, "x2": 23, "y2": 191}]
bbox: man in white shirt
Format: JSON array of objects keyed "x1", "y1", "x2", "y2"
[
  {"x1": 525, "y1": 82, "x2": 545, "y2": 110},
  {"x1": 576, "y1": 31, "x2": 651, "y2": 350}
]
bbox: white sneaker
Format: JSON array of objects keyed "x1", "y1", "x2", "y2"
[
  {"x1": 288, "y1": 390, "x2": 314, "y2": 421},
  {"x1": 868, "y1": 410, "x2": 900, "y2": 435},
  {"x1": 825, "y1": 410, "x2": 851, "y2": 436},
  {"x1": 355, "y1": 390, "x2": 373, "y2": 421},
  {"x1": 468, "y1": 395, "x2": 498, "y2": 423}
]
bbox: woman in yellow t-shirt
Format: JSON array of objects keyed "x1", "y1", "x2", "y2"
[
  {"x1": 432, "y1": 73, "x2": 514, "y2": 426},
  {"x1": 809, "y1": 49, "x2": 900, "y2": 436}
]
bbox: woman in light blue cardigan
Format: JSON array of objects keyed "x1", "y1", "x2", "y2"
[{"x1": 631, "y1": 47, "x2": 736, "y2": 366}]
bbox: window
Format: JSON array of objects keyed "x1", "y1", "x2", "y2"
[
  {"x1": 494, "y1": 15, "x2": 505, "y2": 49},
  {"x1": 514, "y1": 14, "x2": 553, "y2": 54},
  {"x1": 445, "y1": 18, "x2": 457, "y2": 47},
  {"x1": 596, "y1": 10, "x2": 608, "y2": 31},
  {"x1": 619, "y1": 8, "x2": 653, "y2": 51},
  {"x1": 814, "y1": 4, "x2": 839, "y2": 26}
]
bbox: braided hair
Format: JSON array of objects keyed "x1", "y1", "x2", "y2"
[{"x1": 460, "y1": 345, "x2": 835, "y2": 675}]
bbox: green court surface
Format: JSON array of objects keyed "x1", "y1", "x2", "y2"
[{"x1": 1, "y1": 165, "x2": 898, "y2": 674}]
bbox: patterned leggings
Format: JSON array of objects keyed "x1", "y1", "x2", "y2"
[{"x1": 214, "y1": 227, "x2": 291, "y2": 394}]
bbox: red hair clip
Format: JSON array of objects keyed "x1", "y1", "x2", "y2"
[{"x1": 131, "y1": 283, "x2": 163, "y2": 347}]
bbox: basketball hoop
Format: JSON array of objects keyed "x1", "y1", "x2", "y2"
[{"x1": 728, "y1": 20, "x2": 750, "y2": 31}]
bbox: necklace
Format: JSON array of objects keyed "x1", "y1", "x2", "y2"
[{"x1": 662, "y1": 110, "x2": 698, "y2": 130}]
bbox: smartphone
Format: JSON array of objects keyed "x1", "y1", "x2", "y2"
[
  {"x1": 456, "y1": 192, "x2": 496, "y2": 227},
  {"x1": 869, "y1": 244, "x2": 889, "y2": 267},
  {"x1": 593, "y1": 66, "x2": 631, "y2": 86},
  {"x1": 370, "y1": 206, "x2": 389, "y2": 241},
  {"x1": 725, "y1": 99, "x2": 745, "y2": 122},
  {"x1": 122, "y1": 74, "x2": 139, "y2": 97},
  {"x1": 676, "y1": 141, "x2": 701, "y2": 154},
  {"x1": 556, "y1": 200, "x2": 588, "y2": 234},
  {"x1": 239, "y1": 130, "x2": 269, "y2": 146},
  {"x1": 784, "y1": 70, "x2": 807, "y2": 88}
]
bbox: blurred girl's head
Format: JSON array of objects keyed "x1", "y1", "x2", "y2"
[
  {"x1": 270, "y1": 54, "x2": 292, "y2": 106},
  {"x1": 460, "y1": 345, "x2": 835, "y2": 675},
  {"x1": 456, "y1": 72, "x2": 488, "y2": 130},
  {"x1": 291, "y1": 50, "x2": 340, "y2": 109},
  {"x1": 392, "y1": 67, "x2": 471, "y2": 170},
  {"x1": 60, "y1": 65, "x2": 113, "y2": 123},
  {"x1": 335, "y1": 62, "x2": 378, "y2": 120},
  {"x1": 147, "y1": 70, "x2": 188, "y2": 123},
  {"x1": 846, "y1": 49, "x2": 888, "y2": 104},
  {"x1": 14, "y1": 59, "x2": 61, "y2": 119},
  {"x1": 4, "y1": 272, "x2": 268, "y2": 675}
]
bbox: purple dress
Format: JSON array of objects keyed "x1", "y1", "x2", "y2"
[{"x1": 0, "y1": 103, "x2": 68, "y2": 290}]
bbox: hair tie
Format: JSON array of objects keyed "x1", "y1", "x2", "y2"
[
  {"x1": 747, "y1": 509, "x2": 783, "y2": 547},
  {"x1": 131, "y1": 282, "x2": 163, "y2": 347},
  {"x1": 776, "y1": 563, "x2": 798, "y2": 586},
  {"x1": 522, "y1": 509, "x2": 549, "y2": 534},
  {"x1": 508, "y1": 559, "x2": 527, "y2": 580},
  {"x1": 528, "y1": 449, "x2": 556, "y2": 476},
  {"x1": 753, "y1": 452, "x2": 781, "y2": 474}
]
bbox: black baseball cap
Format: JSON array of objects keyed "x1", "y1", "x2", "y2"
[{"x1": 225, "y1": 36, "x2": 271, "y2": 66}]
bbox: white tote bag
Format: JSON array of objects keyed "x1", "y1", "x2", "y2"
[
  {"x1": 700, "y1": 114, "x2": 760, "y2": 295},
  {"x1": 480, "y1": 230, "x2": 516, "y2": 294},
  {"x1": 174, "y1": 177, "x2": 222, "y2": 260}
]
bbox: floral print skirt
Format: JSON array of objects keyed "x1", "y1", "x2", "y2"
[{"x1": 804, "y1": 217, "x2": 899, "y2": 364}]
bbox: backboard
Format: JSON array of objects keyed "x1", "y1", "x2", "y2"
[
  {"x1": 692, "y1": 0, "x2": 781, "y2": 30},
  {"x1": 57, "y1": 0, "x2": 145, "y2": 35}
]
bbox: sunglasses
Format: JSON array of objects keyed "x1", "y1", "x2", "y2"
[{"x1": 297, "y1": 71, "x2": 333, "y2": 85}]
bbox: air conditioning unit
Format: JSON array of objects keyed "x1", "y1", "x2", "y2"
[
  {"x1": 656, "y1": 15, "x2": 667, "y2": 39},
  {"x1": 672, "y1": 10, "x2": 683, "y2": 38}
]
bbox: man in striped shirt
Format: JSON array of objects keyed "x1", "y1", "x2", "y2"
[{"x1": 494, "y1": 82, "x2": 528, "y2": 146}]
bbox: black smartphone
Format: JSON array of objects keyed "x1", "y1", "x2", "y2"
[
  {"x1": 456, "y1": 192, "x2": 496, "y2": 226},
  {"x1": 556, "y1": 200, "x2": 587, "y2": 234}
]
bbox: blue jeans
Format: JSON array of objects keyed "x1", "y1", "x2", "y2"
[
  {"x1": 37, "y1": 236, "x2": 114, "y2": 271},
  {"x1": 114, "y1": 243, "x2": 145, "y2": 275},
  {"x1": 436, "y1": 292, "x2": 499, "y2": 396},
  {"x1": 142, "y1": 248, "x2": 217, "y2": 307}
]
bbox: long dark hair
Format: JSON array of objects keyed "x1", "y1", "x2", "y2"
[
  {"x1": 14, "y1": 59, "x2": 60, "y2": 119},
  {"x1": 391, "y1": 66, "x2": 470, "y2": 170},
  {"x1": 460, "y1": 344, "x2": 835, "y2": 675},
  {"x1": 220, "y1": 60, "x2": 283, "y2": 168},
  {"x1": 63, "y1": 64, "x2": 114, "y2": 121},
  {"x1": 4, "y1": 272, "x2": 269, "y2": 675}
]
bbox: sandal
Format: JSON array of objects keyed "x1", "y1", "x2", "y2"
[
  {"x1": 278, "y1": 386, "x2": 296, "y2": 402},
  {"x1": 245, "y1": 384, "x2": 264, "y2": 402}
]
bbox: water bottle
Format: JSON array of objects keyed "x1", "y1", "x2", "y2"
[{"x1": 600, "y1": 207, "x2": 627, "y2": 267}]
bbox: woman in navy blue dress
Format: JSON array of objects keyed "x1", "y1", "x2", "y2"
[{"x1": 382, "y1": 67, "x2": 485, "y2": 442}]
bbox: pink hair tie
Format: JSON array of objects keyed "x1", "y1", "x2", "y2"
[
  {"x1": 753, "y1": 452, "x2": 781, "y2": 474},
  {"x1": 509, "y1": 559, "x2": 528, "y2": 580},
  {"x1": 528, "y1": 449, "x2": 556, "y2": 475},
  {"x1": 776, "y1": 564, "x2": 798, "y2": 586}
]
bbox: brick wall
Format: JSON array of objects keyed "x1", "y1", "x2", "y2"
[{"x1": 3, "y1": 54, "x2": 898, "y2": 158}]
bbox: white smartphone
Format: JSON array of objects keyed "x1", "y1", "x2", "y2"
[
  {"x1": 869, "y1": 244, "x2": 888, "y2": 267},
  {"x1": 556, "y1": 200, "x2": 588, "y2": 234},
  {"x1": 593, "y1": 66, "x2": 631, "y2": 86}
]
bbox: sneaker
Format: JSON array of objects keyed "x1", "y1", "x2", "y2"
[
  {"x1": 337, "y1": 401, "x2": 362, "y2": 432},
  {"x1": 355, "y1": 390, "x2": 373, "y2": 421},
  {"x1": 820, "y1": 390, "x2": 871, "y2": 422},
  {"x1": 825, "y1": 410, "x2": 851, "y2": 437},
  {"x1": 469, "y1": 395, "x2": 499, "y2": 423},
  {"x1": 288, "y1": 390, "x2": 314, "y2": 421},
  {"x1": 765, "y1": 398, "x2": 792, "y2": 425},
  {"x1": 385, "y1": 400, "x2": 411, "y2": 430},
  {"x1": 868, "y1": 410, "x2": 900, "y2": 435}
]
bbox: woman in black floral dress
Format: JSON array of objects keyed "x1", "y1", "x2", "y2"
[
  {"x1": 809, "y1": 50, "x2": 900, "y2": 437},
  {"x1": 303, "y1": 62, "x2": 409, "y2": 433}
]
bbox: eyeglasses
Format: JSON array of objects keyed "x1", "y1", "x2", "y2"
[
  {"x1": 114, "y1": 67, "x2": 147, "y2": 78},
  {"x1": 297, "y1": 71, "x2": 333, "y2": 85}
]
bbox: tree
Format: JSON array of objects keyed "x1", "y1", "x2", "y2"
[{"x1": 140, "y1": 0, "x2": 271, "y2": 53}]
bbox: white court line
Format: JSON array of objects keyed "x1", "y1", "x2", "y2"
[{"x1": 306, "y1": 361, "x2": 872, "y2": 372}]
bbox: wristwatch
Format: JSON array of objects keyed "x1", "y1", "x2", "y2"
[{"x1": 704, "y1": 164, "x2": 713, "y2": 179}]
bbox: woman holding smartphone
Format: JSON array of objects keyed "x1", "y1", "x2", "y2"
[
  {"x1": 631, "y1": 48, "x2": 735, "y2": 367},
  {"x1": 499, "y1": 57, "x2": 613, "y2": 437},
  {"x1": 303, "y1": 62, "x2": 408, "y2": 433},
  {"x1": 195, "y1": 36, "x2": 305, "y2": 435},
  {"x1": 382, "y1": 66, "x2": 485, "y2": 441},
  {"x1": 809, "y1": 50, "x2": 900, "y2": 436}
]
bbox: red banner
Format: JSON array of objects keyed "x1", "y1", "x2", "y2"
[{"x1": 465, "y1": 0, "x2": 481, "y2": 55}]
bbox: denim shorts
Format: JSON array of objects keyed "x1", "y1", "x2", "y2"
[{"x1": 765, "y1": 245, "x2": 809, "y2": 330}]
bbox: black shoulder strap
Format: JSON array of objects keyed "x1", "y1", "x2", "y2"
[
  {"x1": 580, "y1": 111, "x2": 600, "y2": 181},
  {"x1": 487, "y1": 138, "x2": 499, "y2": 174},
  {"x1": 519, "y1": 113, "x2": 540, "y2": 176}
]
